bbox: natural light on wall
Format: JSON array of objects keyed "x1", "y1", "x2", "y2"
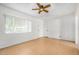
[{"x1": 4, "y1": 15, "x2": 32, "y2": 33}]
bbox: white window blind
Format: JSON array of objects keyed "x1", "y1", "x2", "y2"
[{"x1": 5, "y1": 15, "x2": 32, "y2": 33}]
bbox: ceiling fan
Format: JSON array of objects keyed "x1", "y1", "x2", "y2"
[{"x1": 32, "y1": 3, "x2": 51, "y2": 14}]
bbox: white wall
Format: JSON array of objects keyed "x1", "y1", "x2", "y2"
[
  {"x1": 44, "y1": 14, "x2": 75, "y2": 41},
  {"x1": 44, "y1": 19, "x2": 61, "y2": 39},
  {"x1": 0, "y1": 5, "x2": 44, "y2": 48},
  {"x1": 75, "y1": 4, "x2": 79, "y2": 48},
  {"x1": 60, "y1": 14, "x2": 75, "y2": 41}
]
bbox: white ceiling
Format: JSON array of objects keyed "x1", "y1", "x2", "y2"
[{"x1": 1, "y1": 3, "x2": 77, "y2": 20}]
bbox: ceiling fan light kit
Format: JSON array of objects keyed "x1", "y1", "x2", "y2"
[{"x1": 32, "y1": 3, "x2": 51, "y2": 14}]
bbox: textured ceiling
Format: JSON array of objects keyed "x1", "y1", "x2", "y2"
[{"x1": 1, "y1": 3, "x2": 77, "y2": 20}]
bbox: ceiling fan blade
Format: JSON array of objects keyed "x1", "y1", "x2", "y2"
[
  {"x1": 43, "y1": 10, "x2": 48, "y2": 13},
  {"x1": 37, "y1": 3, "x2": 44, "y2": 8},
  {"x1": 44, "y1": 4, "x2": 51, "y2": 8},
  {"x1": 38, "y1": 10, "x2": 42, "y2": 14},
  {"x1": 37, "y1": 3, "x2": 42, "y2": 8},
  {"x1": 32, "y1": 8, "x2": 39, "y2": 10}
]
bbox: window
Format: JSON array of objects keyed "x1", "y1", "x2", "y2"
[{"x1": 5, "y1": 15, "x2": 32, "y2": 33}]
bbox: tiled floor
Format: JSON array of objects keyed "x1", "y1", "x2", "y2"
[{"x1": 0, "y1": 37, "x2": 79, "y2": 55}]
